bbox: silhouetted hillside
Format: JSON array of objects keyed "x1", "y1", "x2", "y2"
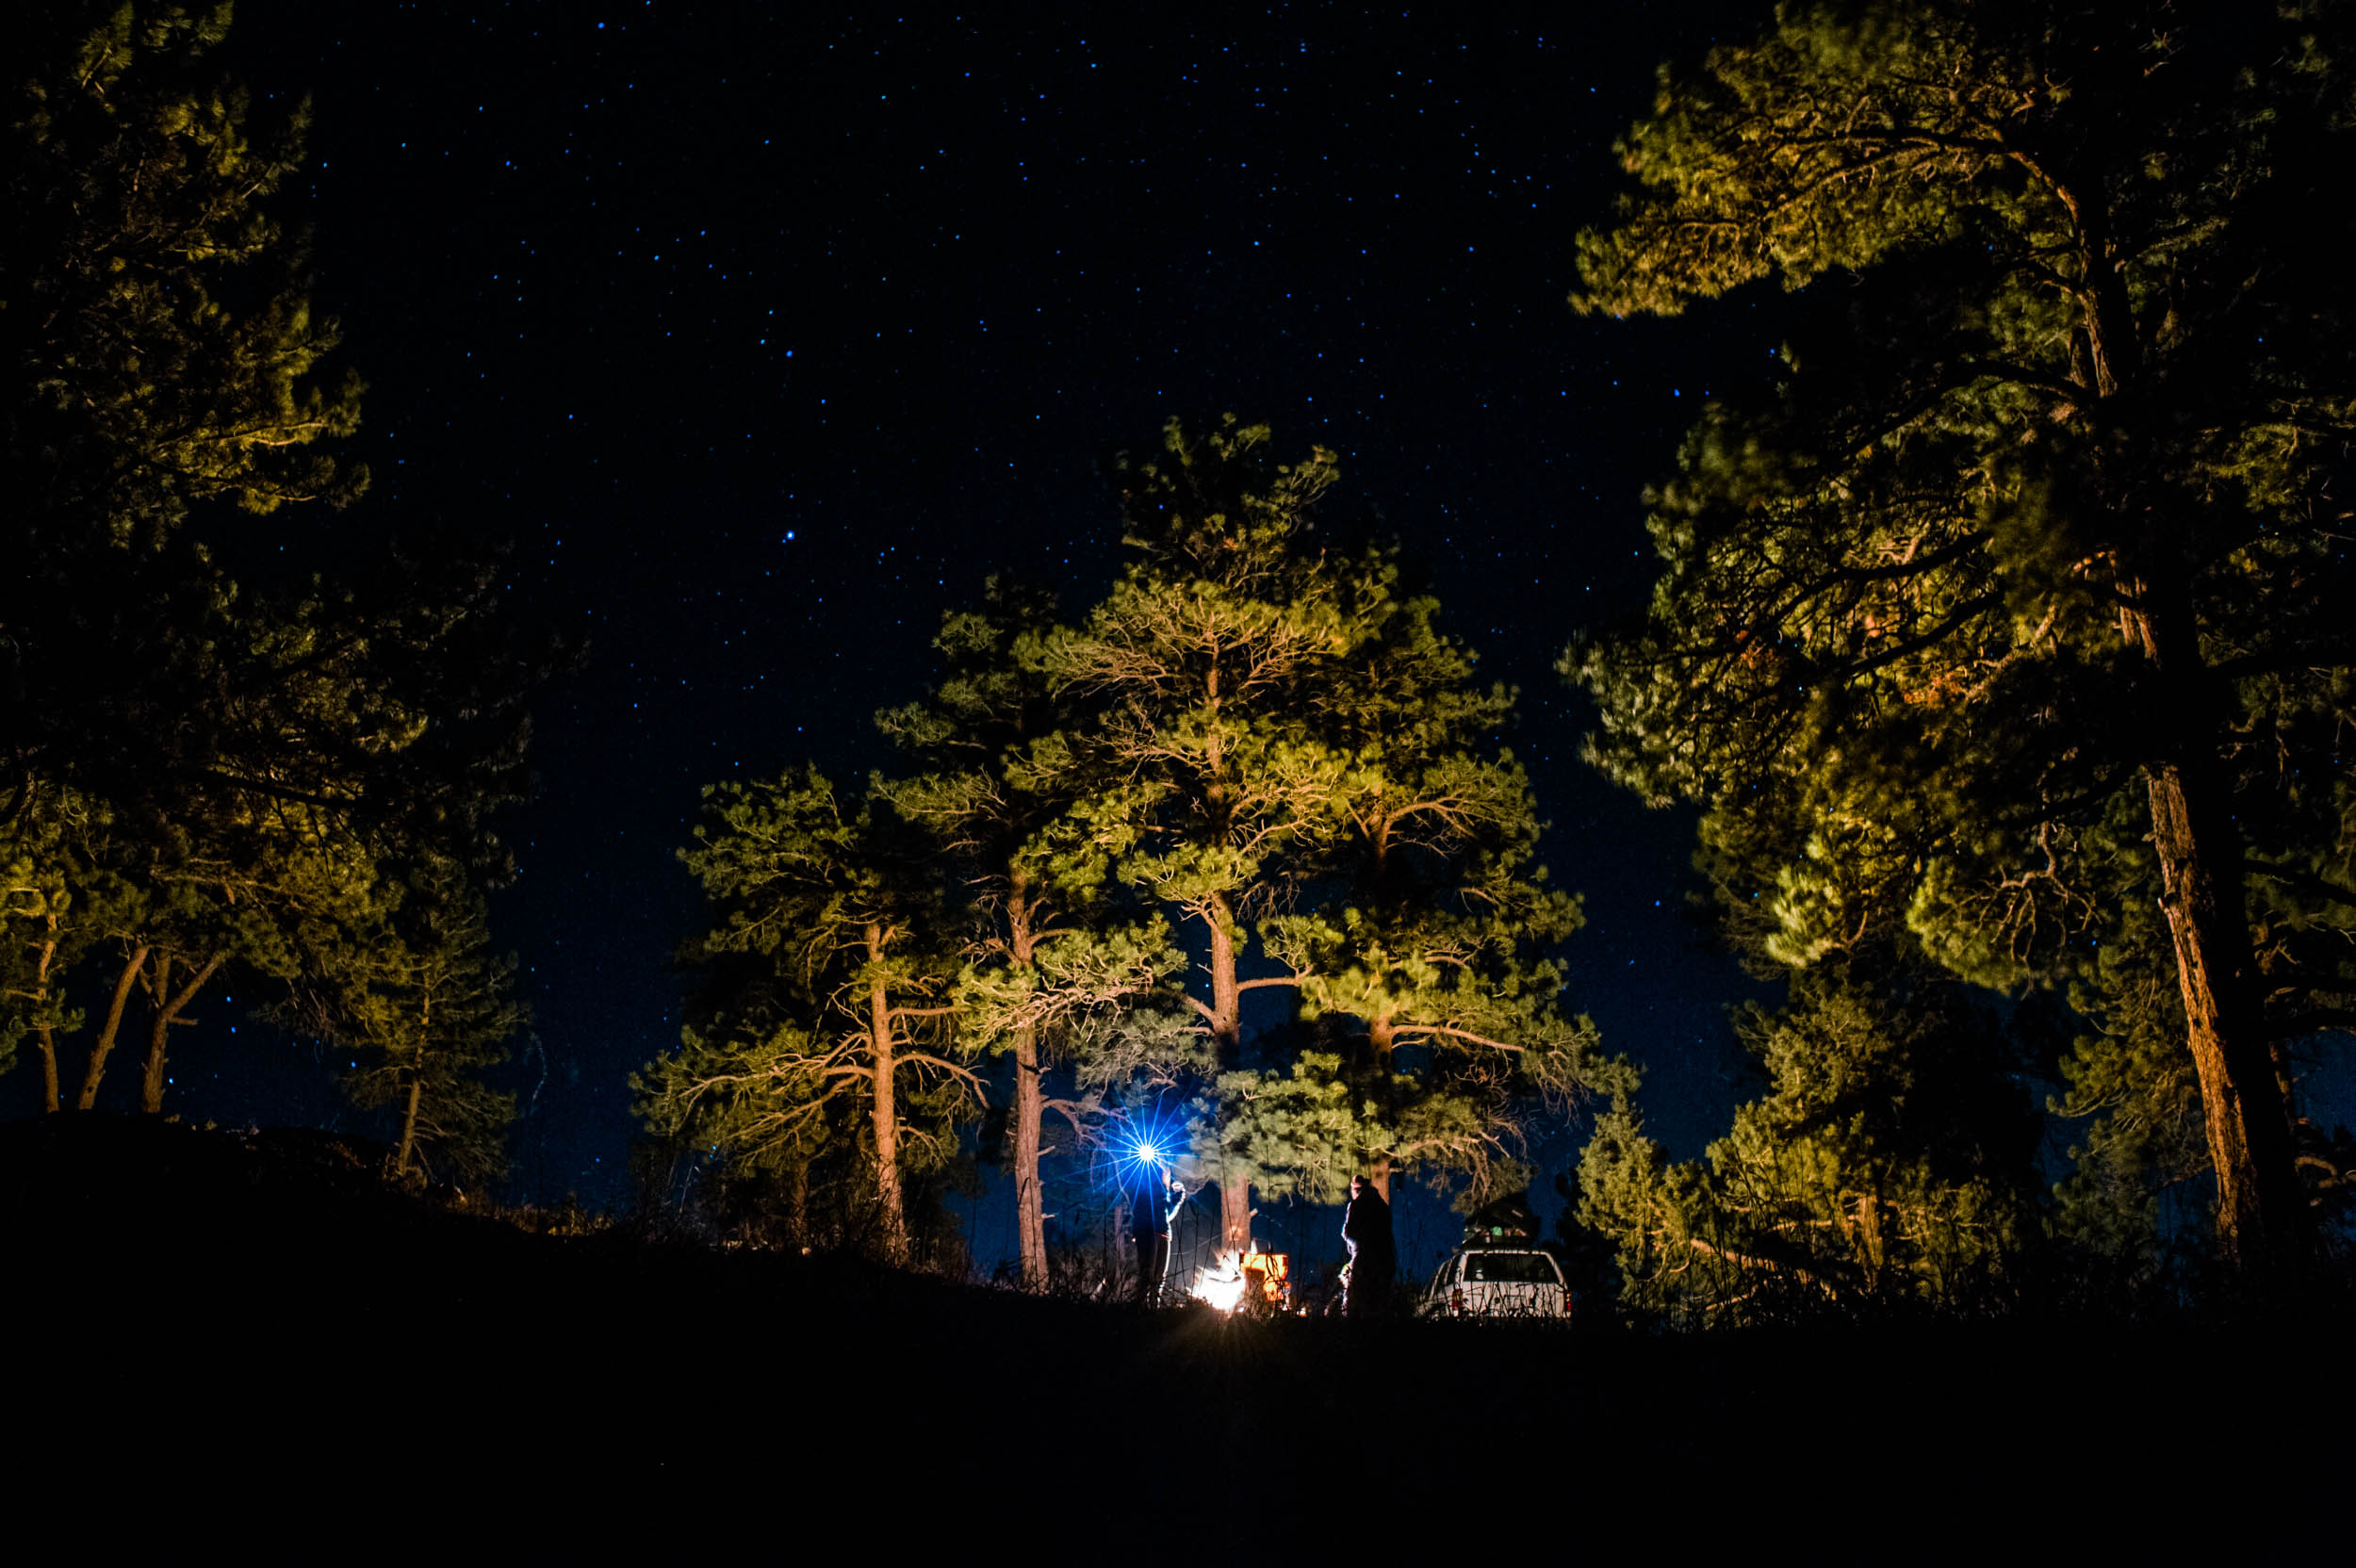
[{"x1": 7, "y1": 1116, "x2": 2344, "y2": 1538}]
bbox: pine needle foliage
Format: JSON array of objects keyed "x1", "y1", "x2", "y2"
[
  {"x1": 878, "y1": 580, "x2": 1193, "y2": 1288},
  {"x1": 1047, "y1": 416, "x2": 1624, "y2": 1243},
  {"x1": 643, "y1": 769, "x2": 983, "y2": 1266},
  {"x1": 309, "y1": 856, "x2": 521, "y2": 1186},
  {"x1": 1565, "y1": 0, "x2": 2356, "y2": 1278},
  {"x1": 4, "y1": 8, "x2": 546, "y2": 1127}
]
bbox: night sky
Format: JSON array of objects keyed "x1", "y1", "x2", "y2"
[{"x1": 43, "y1": 2, "x2": 1804, "y2": 1263}]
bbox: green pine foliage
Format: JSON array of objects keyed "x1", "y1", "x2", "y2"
[
  {"x1": 1268, "y1": 589, "x2": 1631, "y2": 1205},
  {"x1": 650, "y1": 419, "x2": 1624, "y2": 1270},
  {"x1": 1565, "y1": 0, "x2": 2356, "y2": 1277},
  {"x1": 877, "y1": 580, "x2": 1195, "y2": 1285},
  {"x1": 641, "y1": 769, "x2": 984, "y2": 1265},
  {"x1": 1040, "y1": 416, "x2": 1623, "y2": 1242},
  {"x1": 1577, "y1": 781, "x2": 2046, "y2": 1320},
  {"x1": 307, "y1": 857, "x2": 521, "y2": 1185},
  {"x1": 1580, "y1": 961, "x2": 2040, "y2": 1324},
  {"x1": 4, "y1": 7, "x2": 546, "y2": 1134},
  {"x1": 1035, "y1": 416, "x2": 1394, "y2": 1246},
  {"x1": 4, "y1": 1, "x2": 364, "y2": 547}
]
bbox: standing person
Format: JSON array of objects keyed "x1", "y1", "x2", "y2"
[
  {"x1": 1133, "y1": 1166, "x2": 1179, "y2": 1306},
  {"x1": 1341, "y1": 1173, "x2": 1396, "y2": 1317}
]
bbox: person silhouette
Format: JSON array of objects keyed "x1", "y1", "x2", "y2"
[
  {"x1": 1133, "y1": 1165, "x2": 1181, "y2": 1305},
  {"x1": 1341, "y1": 1173, "x2": 1395, "y2": 1316}
]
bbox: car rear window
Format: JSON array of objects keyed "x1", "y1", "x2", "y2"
[{"x1": 1464, "y1": 1252, "x2": 1559, "y2": 1284}]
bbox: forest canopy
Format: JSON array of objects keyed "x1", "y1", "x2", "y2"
[
  {"x1": 3, "y1": 3, "x2": 539, "y2": 1182},
  {"x1": 638, "y1": 417, "x2": 1627, "y2": 1280},
  {"x1": 8, "y1": 0, "x2": 2351, "y2": 1331},
  {"x1": 1566, "y1": 0, "x2": 2356, "y2": 1306}
]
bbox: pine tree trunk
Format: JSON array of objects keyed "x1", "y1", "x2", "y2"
[
  {"x1": 785, "y1": 1159, "x2": 809, "y2": 1250},
  {"x1": 1013, "y1": 1024, "x2": 1047, "y2": 1289},
  {"x1": 139, "y1": 951, "x2": 173, "y2": 1115},
  {"x1": 139, "y1": 1012, "x2": 172, "y2": 1112},
  {"x1": 77, "y1": 945, "x2": 150, "y2": 1110},
  {"x1": 397, "y1": 986, "x2": 432, "y2": 1180},
  {"x1": 2078, "y1": 242, "x2": 2298, "y2": 1276},
  {"x1": 395, "y1": 1072, "x2": 423, "y2": 1180},
  {"x1": 1205, "y1": 892, "x2": 1252, "y2": 1254},
  {"x1": 2143, "y1": 755, "x2": 2299, "y2": 1271},
  {"x1": 2118, "y1": 579, "x2": 2299, "y2": 1274},
  {"x1": 866, "y1": 923, "x2": 909, "y2": 1263},
  {"x1": 1006, "y1": 879, "x2": 1049, "y2": 1289},
  {"x1": 1366, "y1": 1017, "x2": 1397, "y2": 1201},
  {"x1": 139, "y1": 951, "x2": 222, "y2": 1116},
  {"x1": 32, "y1": 918, "x2": 60, "y2": 1114},
  {"x1": 36, "y1": 1024, "x2": 59, "y2": 1114}
]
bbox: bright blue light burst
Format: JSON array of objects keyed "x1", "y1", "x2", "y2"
[{"x1": 1108, "y1": 1106, "x2": 1187, "y2": 1191}]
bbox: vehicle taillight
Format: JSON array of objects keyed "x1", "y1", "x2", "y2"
[
  {"x1": 1449, "y1": 1288, "x2": 1464, "y2": 1316},
  {"x1": 1561, "y1": 1295, "x2": 1574, "y2": 1315}
]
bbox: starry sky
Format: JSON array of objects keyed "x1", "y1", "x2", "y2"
[{"x1": 88, "y1": 1, "x2": 1801, "y2": 1244}]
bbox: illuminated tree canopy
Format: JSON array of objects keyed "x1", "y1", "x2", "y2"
[
  {"x1": 878, "y1": 581, "x2": 1193, "y2": 1289},
  {"x1": 1567, "y1": 0, "x2": 2356, "y2": 1274},
  {"x1": 643, "y1": 418, "x2": 1625, "y2": 1271},
  {"x1": 646, "y1": 769, "x2": 985, "y2": 1264},
  {"x1": 3, "y1": 6, "x2": 537, "y2": 1161},
  {"x1": 2, "y1": 1, "x2": 365, "y2": 547},
  {"x1": 1043, "y1": 417, "x2": 1623, "y2": 1251}
]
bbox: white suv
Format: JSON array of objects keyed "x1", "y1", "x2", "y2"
[{"x1": 1420, "y1": 1248, "x2": 1571, "y2": 1320}]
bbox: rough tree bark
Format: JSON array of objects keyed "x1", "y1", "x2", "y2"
[
  {"x1": 1205, "y1": 892, "x2": 1252, "y2": 1254},
  {"x1": 2133, "y1": 629, "x2": 2300, "y2": 1270},
  {"x1": 2079, "y1": 251, "x2": 2299, "y2": 1273},
  {"x1": 1012, "y1": 1025, "x2": 1046, "y2": 1287},
  {"x1": 29, "y1": 914, "x2": 60, "y2": 1113},
  {"x1": 865, "y1": 921, "x2": 909, "y2": 1263},
  {"x1": 1005, "y1": 873, "x2": 1050, "y2": 1290},
  {"x1": 76, "y1": 944, "x2": 150, "y2": 1110},
  {"x1": 1365, "y1": 1017, "x2": 1397, "y2": 1202},
  {"x1": 138, "y1": 951, "x2": 222, "y2": 1116}
]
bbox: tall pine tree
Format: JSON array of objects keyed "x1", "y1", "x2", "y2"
[
  {"x1": 1266, "y1": 593, "x2": 1627, "y2": 1204},
  {"x1": 1040, "y1": 418, "x2": 1388, "y2": 1252},
  {"x1": 645, "y1": 769, "x2": 981, "y2": 1265},
  {"x1": 1050, "y1": 417, "x2": 1617, "y2": 1250},
  {"x1": 303, "y1": 855, "x2": 521, "y2": 1185},
  {"x1": 3, "y1": 7, "x2": 547, "y2": 1128},
  {"x1": 878, "y1": 582, "x2": 1191, "y2": 1289},
  {"x1": 1567, "y1": 0, "x2": 2356, "y2": 1277}
]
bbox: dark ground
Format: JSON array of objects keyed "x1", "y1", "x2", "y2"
[{"x1": 8, "y1": 1116, "x2": 2344, "y2": 1543}]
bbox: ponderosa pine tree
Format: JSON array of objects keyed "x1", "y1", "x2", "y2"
[
  {"x1": 1040, "y1": 418, "x2": 1391, "y2": 1253},
  {"x1": 1266, "y1": 591, "x2": 1628, "y2": 1205},
  {"x1": 2, "y1": 2, "x2": 364, "y2": 548},
  {"x1": 877, "y1": 582, "x2": 1191, "y2": 1289},
  {"x1": 644, "y1": 769, "x2": 982, "y2": 1265},
  {"x1": 1566, "y1": 0, "x2": 2356, "y2": 1277},
  {"x1": 1048, "y1": 417, "x2": 1619, "y2": 1250},
  {"x1": 5, "y1": 3, "x2": 363, "y2": 1104},
  {"x1": 23, "y1": 547, "x2": 540, "y2": 1118},
  {"x1": 5, "y1": 7, "x2": 546, "y2": 1127},
  {"x1": 1576, "y1": 799, "x2": 2044, "y2": 1321},
  {"x1": 303, "y1": 855, "x2": 521, "y2": 1184}
]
